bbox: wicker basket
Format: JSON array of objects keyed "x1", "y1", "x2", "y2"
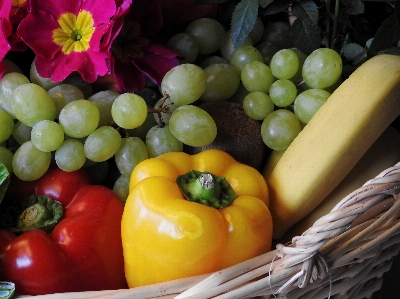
[{"x1": 13, "y1": 161, "x2": 400, "y2": 299}]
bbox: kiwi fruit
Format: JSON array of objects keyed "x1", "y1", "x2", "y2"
[{"x1": 184, "y1": 101, "x2": 269, "y2": 171}]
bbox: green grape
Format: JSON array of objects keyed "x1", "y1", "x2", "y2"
[
  {"x1": 48, "y1": 84, "x2": 85, "y2": 116},
  {"x1": 228, "y1": 82, "x2": 250, "y2": 105},
  {"x1": 12, "y1": 83, "x2": 57, "y2": 127},
  {"x1": 30, "y1": 59, "x2": 62, "y2": 90},
  {"x1": 261, "y1": 109, "x2": 301, "y2": 151},
  {"x1": 55, "y1": 138, "x2": 86, "y2": 172},
  {"x1": 289, "y1": 48, "x2": 307, "y2": 83},
  {"x1": 63, "y1": 75, "x2": 94, "y2": 99},
  {"x1": 259, "y1": 21, "x2": 293, "y2": 48},
  {"x1": 12, "y1": 121, "x2": 32, "y2": 145},
  {"x1": 113, "y1": 174, "x2": 130, "y2": 203},
  {"x1": 269, "y1": 79, "x2": 298, "y2": 107},
  {"x1": 111, "y1": 93, "x2": 148, "y2": 129},
  {"x1": 0, "y1": 109, "x2": 14, "y2": 143},
  {"x1": 12, "y1": 140, "x2": 52, "y2": 181},
  {"x1": 200, "y1": 56, "x2": 229, "y2": 69},
  {"x1": 256, "y1": 22, "x2": 293, "y2": 65},
  {"x1": 88, "y1": 90, "x2": 120, "y2": 127},
  {"x1": 184, "y1": 18, "x2": 225, "y2": 55},
  {"x1": 114, "y1": 137, "x2": 149, "y2": 177},
  {"x1": 2, "y1": 58, "x2": 23, "y2": 75},
  {"x1": 249, "y1": 16, "x2": 264, "y2": 45},
  {"x1": 169, "y1": 105, "x2": 217, "y2": 147},
  {"x1": 0, "y1": 72, "x2": 30, "y2": 119},
  {"x1": 31, "y1": 120, "x2": 65, "y2": 152},
  {"x1": 166, "y1": 33, "x2": 198, "y2": 64},
  {"x1": 243, "y1": 92, "x2": 274, "y2": 120},
  {"x1": 240, "y1": 61, "x2": 275, "y2": 93},
  {"x1": 0, "y1": 146, "x2": 14, "y2": 175},
  {"x1": 220, "y1": 30, "x2": 253, "y2": 61},
  {"x1": 294, "y1": 89, "x2": 331, "y2": 124},
  {"x1": 152, "y1": 98, "x2": 178, "y2": 126},
  {"x1": 127, "y1": 106, "x2": 158, "y2": 140},
  {"x1": 270, "y1": 49, "x2": 299, "y2": 80},
  {"x1": 201, "y1": 64, "x2": 240, "y2": 102},
  {"x1": 161, "y1": 64, "x2": 207, "y2": 105},
  {"x1": 230, "y1": 46, "x2": 264, "y2": 74},
  {"x1": 84, "y1": 126, "x2": 122, "y2": 162},
  {"x1": 302, "y1": 48, "x2": 343, "y2": 89},
  {"x1": 145, "y1": 125, "x2": 183, "y2": 158},
  {"x1": 59, "y1": 99, "x2": 100, "y2": 138}
]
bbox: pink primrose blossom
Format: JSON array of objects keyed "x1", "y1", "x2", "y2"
[
  {"x1": 0, "y1": 0, "x2": 12, "y2": 77},
  {"x1": 17, "y1": 0, "x2": 117, "y2": 83}
]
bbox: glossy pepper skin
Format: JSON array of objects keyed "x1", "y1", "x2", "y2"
[
  {"x1": 122, "y1": 149, "x2": 272, "y2": 287},
  {"x1": 0, "y1": 185, "x2": 128, "y2": 295}
]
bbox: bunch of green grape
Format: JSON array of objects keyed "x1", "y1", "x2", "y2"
[
  {"x1": 0, "y1": 61, "x2": 218, "y2": 203},
  {"x1": 167, "y1": 17, "x2": 343, "y2": 151}
]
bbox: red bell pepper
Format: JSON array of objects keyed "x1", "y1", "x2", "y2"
[{"x1": 0, "y1": 184, "x2": 128, "y2": 295}]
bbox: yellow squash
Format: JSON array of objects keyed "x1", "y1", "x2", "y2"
[{"x1": 267, "y1": 54, "x2": 400, "y2": 239}]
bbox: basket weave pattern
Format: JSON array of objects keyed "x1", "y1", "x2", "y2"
[{"x1": 15, "y1": 163, "x2": 400, "y2": 299}]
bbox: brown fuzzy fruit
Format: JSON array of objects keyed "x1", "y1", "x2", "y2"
[{"x1": 184, "y1": 101, "x2": 269, "y2": 171}]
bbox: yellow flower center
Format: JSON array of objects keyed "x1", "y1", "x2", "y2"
[
  {"x1": 52, "y1": 10, "x2": 95, "y2": 54},
  {"x1": 12, "y1": 0, "x2": 26, "y2": 6}
]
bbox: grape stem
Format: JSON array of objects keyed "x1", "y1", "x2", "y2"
[{"x1": 147, "y1": 92, "x2": 174, "y2": 128}]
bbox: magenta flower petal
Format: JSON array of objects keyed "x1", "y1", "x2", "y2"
[
  {"x1": 113, "y1": 59, "x2": 145, "y2": 93},
  {"x1": 101, "y1": 0, "x2": 132, "y2": 54},
  {"x1": 133, "y1": 42, "x2": 180, "y2": 85},
  {"x1": 0, "y1": 0, "x2": 12, "y2": 77},
  {"x1": 17, "y1": 10, "x2": 60, "y2": 60},
  {"x1": 35, "y1": 47, "x2": 110, "y2": 83}
]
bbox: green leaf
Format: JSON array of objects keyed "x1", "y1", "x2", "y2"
[
  {"x1": 231, "y1": 0, "x2": 259, "y2": 49},
  {"x1": 0, "y1": 282, "x2": 15, "y2": 299},
  {"x1": 293, "y1": 0, "x2": 319, "y2": 24},
  {"x1": 378, "y1": 46, "x2": 400, "y2": 56},
  {"x1": 341, "y1": 0, "x2": 365, "y2": 15},
  {"x1": 290, "y1": 1, "x2": 321, "y2": 54},
  {"x1": 258, "y1": 0, "x2": 274, "y2": 8},
  {"x1": 395, "y1": 0, "x2": 400, "y2": 28},
  {"x1": 263, "y1": 0, "x2": 295, "y2": 15},
  {"x1": 0, "y1": 164, "x2": 10, "y2": 206},
  {"x1": 367, "y1": 13, "x2": 400, "y2": 57}
]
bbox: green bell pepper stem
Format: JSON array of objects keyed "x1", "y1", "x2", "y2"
[
  {"x1": 0, "y1": 164, "x2": 10, "y2": 206},
  {"x1": 0, "y1": 195, "x2": 63, "y2": 234},
  {"x1": 176, "y1": 170, "x2": 237, "y2": 209},
  {"x1": 0, "y1": 281, "x2": 15, "y2": 299}
]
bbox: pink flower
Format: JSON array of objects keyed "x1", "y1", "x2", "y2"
[
  {"x1": 8, "y1": 0, "x2": 29, "y2": 51},
  {"x1": 109, "y1": 0, "x2": 181, "y2": 92},
  {"x1": 0, "y1": 0, "x2": 12, "y2": 77},
  {"x1": 17, "y1": 0, "x2": 116, "y2": 83}
]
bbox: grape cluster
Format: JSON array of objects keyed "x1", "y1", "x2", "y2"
[
  {"x1": 166, "y1": 16, "x2": 343, "y2": 151},
  {"x1": 0, "y1": 61, "x2": 218, "y2": 201}
]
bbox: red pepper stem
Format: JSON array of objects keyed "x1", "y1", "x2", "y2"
[
  {"x1": 176, "y1": 170, "x2": 237, "y2": 209},
  {"x1": 0, "y1": 195, "x2": 63, "y2": 233},
  {"x1": 17, "y1": 203, "x2": 52, "y2": 231}
]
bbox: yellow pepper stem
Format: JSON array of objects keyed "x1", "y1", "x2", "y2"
[{"x1": 176, "y1": 170, "x2": 237, "y2": 209}]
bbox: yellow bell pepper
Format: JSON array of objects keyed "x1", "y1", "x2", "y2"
[{"x1": 122, "y1": 149, "x2": 272, "y2": 287}]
